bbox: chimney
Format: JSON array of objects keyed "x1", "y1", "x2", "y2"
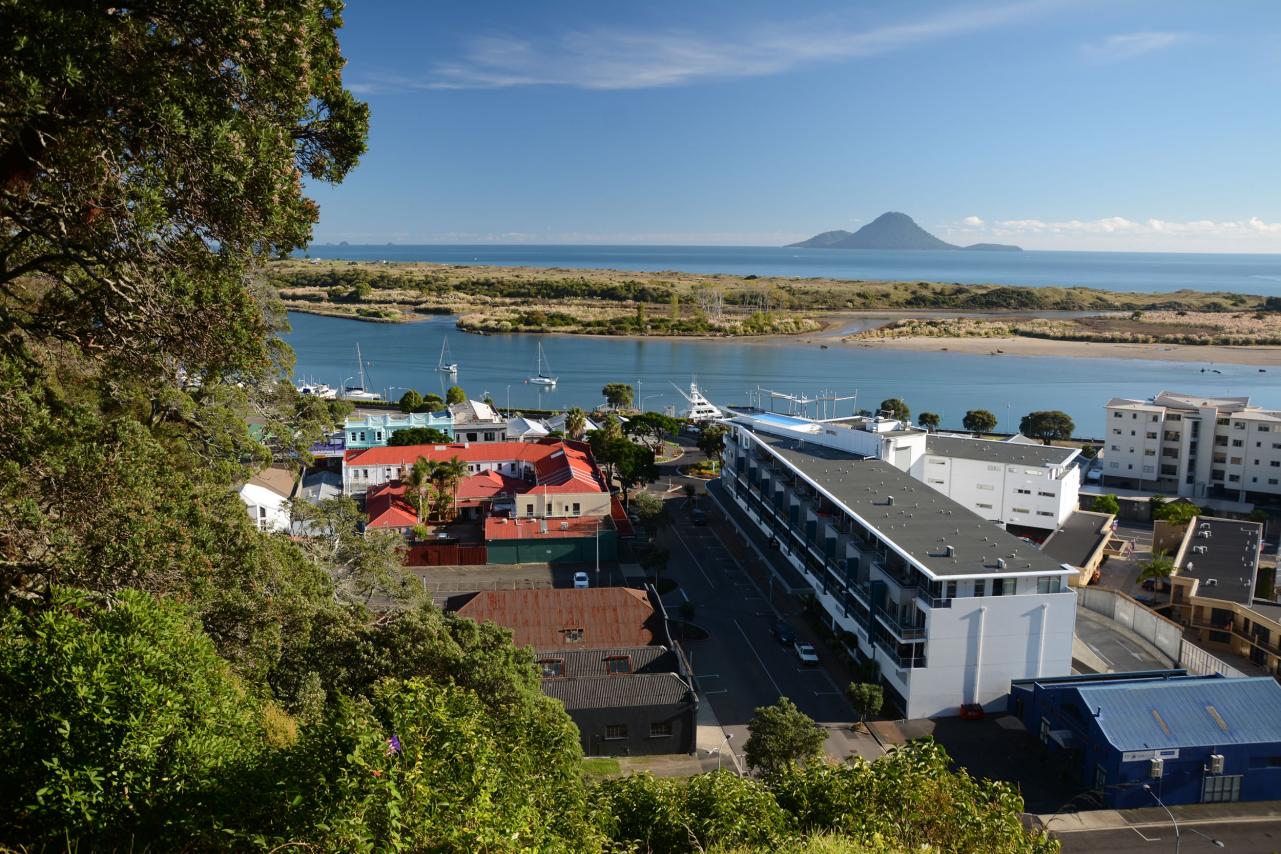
[
  {"x1": 887, "y1": 495, "x2": 895, "y2": 506},
  {"x1": 996, "y1": 557, "x2": 1007, "y2": 570},
  {"x1": 945, "y1": 545, "x2": 956, "y2": 558}
]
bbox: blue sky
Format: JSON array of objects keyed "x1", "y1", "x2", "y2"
[{"x1": 309, "y1": 1, "x2": 1281, "y2": 251}]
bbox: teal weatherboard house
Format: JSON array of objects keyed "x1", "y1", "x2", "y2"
[{"x1": 344, "y1": 411, "x2": 453, "y2": 449}]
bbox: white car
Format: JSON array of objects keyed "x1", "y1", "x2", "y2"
[
  {"x1": 572, "y1": 571, "x2": 590, "y2": 589},
  {"x1": 794, "y1": 641, "x2": 819, "y2": 665}
]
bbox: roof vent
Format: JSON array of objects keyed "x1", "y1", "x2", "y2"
[
  {"x1": 996, "y1": 558, "x2": 1007, "y2": 570},
  {"x1": 1206, "y1": 578, "x2": 1218, "y2": 586},
  {"x1": 887, "y1": 495, "x2": 895, "y2": 505},
  {"x1": 945, "y1": 545, "x2": 956, "y2": 558}
]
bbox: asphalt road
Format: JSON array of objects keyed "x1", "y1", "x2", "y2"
[
  {"x1": 656, "y1": 495, "x2": 858, "y2": 755},
  {"x1": 1057, "y1": 818, "x2": 1281, "y2": 853}
]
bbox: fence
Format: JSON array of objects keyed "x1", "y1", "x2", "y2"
[
  {"x1": 1076, "y1": 586, "x2": 1245, "y2": 678},
  {"x1": 406, "y1": 543, "x2": 487, "y2": 566}
]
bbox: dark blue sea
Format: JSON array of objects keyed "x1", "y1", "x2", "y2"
[{"x1": 302, "y1": 244, "x2": 1281, "y2": 296}]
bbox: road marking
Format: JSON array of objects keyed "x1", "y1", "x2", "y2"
[
  {"x1": 672, "y1": 525, "x2": 717, "y2": 588},
  {"x1": 1129, "y1": 827, "x2": 1161, "y2": 843},
  {"x1": 701, "y1": 689, "x2": 728, "y2": 695},
  {"x1": 814, "y1": 690, "x2": 840, "y2": 697},
  {"x1": 677, "y1": 588, "x2": 690, "y2": 602},
  {"x1": 734, "y1": 618, "x2": 783, "y2": 696}
]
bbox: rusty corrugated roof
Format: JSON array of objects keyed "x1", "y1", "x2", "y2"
[{"x1": 448, "y1": 587, "x2": 657, "y2": 649}]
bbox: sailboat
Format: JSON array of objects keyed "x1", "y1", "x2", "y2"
[
  {"x1": 437, "y1": 338, "x2": 459, "y2": 373},
  {"x1": 527, "y1": 342, "x2": 557, "y2": 386},
  {"x1": 342, "y1": 343, "x2": 382, "y2": 401}
]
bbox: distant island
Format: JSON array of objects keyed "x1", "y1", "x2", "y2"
[{"x1": 788, "y1": 211, "x2": 1022, "y2": 252}]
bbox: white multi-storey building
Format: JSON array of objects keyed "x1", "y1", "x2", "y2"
[
  {"x1": 910, "y1": 435, "x2": 1080, "y2": 531},
  {"x1": 1104, "y1": 391, "x2": 1281, "y2": 502},
  {"x1": 721, "y1": 409, "x2": 1078, "y2": 719}
]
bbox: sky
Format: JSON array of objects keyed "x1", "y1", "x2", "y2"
[{"x1": 308, "y1": 0, "x2": 1281, "y2": 252}]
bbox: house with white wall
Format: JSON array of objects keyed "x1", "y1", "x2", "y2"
[{"x1": 238, "y1": 466, "x2": 298, "y2": 533}]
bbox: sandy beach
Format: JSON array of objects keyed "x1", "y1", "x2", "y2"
[{"x1": 832, "y1": 334, "x2": 1281, "y2": 366}]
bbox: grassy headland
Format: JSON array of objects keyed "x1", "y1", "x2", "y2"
[{"x1": 268, "y1": 258, "x2": 1272, "y2": 340}]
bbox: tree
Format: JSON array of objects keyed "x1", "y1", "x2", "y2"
[
  {"x1": 387, "y1": 426, "x2": 451, "y2": 446},
  {"x1": 1153, "y1": 499, "x2": 1199, "y2": 526},
  {"x1": 845, "y1": 682, "x2": 883, "y2": 725},
  {"x1": 0, "y1": 2, "x2": 368, "y2": 381},
  {"x1": 613, "y1": 441, "x2": 659, "y2": 504},
  {"x1": 0, "y1": 587, "x2": 267, "y2": 846},
  {"x1": 1137, "y1": 549, "x2": 1175, "y2": 591},
  {"x1": 398, "y1": 389, "x2": 424, "y2": 413},
  {"x1": 564, "y1": 407, "x2": 588, "y2": 440},
  {"x1": 629, "y1": 491, "x2": 666, "y2": 532},
  {"x1": 1092, "y1": 493, "x2": 1120, "y2": 515},
  {"x1": 419, "y1": 392, "x2": 446, "y2": 412},
  {"x1": 917, "y1": 412, "x2": 940, "y2": 431},
  {"x1": 743, "y1": 697, "x2": 826, "y2": 775},
  {"x1": 291, "y1": 496, "x2": 417, "y2": 606},
  {"x1": 697, "y1": 423, "x2": 729, "y2": 462},
  {"x1": 1019, "y1": 410, "x2": 1075, "y2": 444},
  {"x1": 962, "y1": 409, "x2": 998, "y2": 434},
  {"x1": 446, "y1": 385, "x2": 467, "y2": 405},
  {"x1": 626, "y1": 411, "x2": 680, "y2": 455},
  {"x1": 405, "y1": 457, "x2": 437, "y2": 523},
  {"x1": 434, "y1": 456, "x2": 470, "y2": 520},
  {"x1": 602, "y1": 382, "x2": 634, "y2": 410},
  {"x1": 879, "y1": 398, "x2": 910, "y2": 421}
]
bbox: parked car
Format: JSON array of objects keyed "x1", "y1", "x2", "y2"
[
  {"x1": 1140, "y1": 578, "x2": 1157, "y2": 592},
  {"x1": 691, "y1": 508, "x2": 707, "y2": 526},
  {"x1": 772, "y1": 620, "x2": 797, "y2": 645},
  {"x1": 959, "y1": 703, "x2": 985, "y2": 720},
  {"x1": 572, "y1": 571, "x2": 590, "y2": 589},
  {"x1": 1133, "y1": 594, "x2": 1156, "y2": 607},
  {"x1": 794, "y1": 641, "x2": 819, "y2": 665}
]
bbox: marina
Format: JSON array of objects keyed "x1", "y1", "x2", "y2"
[{"x1": 283, "y1": 312, "x2": 1281, "y2": 436}]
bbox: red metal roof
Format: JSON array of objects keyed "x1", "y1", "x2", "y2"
[
  {"x1": 365, "y1": 482, "x2": 419, "y2": 529},
  {"x1": 449, "y1": 587, "x2": 657, "y2": 649},
  {"x1": 345, "y1": 440, "x2": 606, "y2": 494}
]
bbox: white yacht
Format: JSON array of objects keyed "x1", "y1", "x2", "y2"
[
  {"x1": 674, "y1": 381, "x2": 722, "y2": 422},
  {"x1": 295, "y1": 379, "x2": 336, "y2": 399},
  {"x1": 437, "y1": 338, "x2": 459, "y2": 374},
  {"x1": 527, "y1": 342, "x2": 557, "y2": 386},
  {"x1": 342, "y1": 343, "x2": 382, "y2": 401}
]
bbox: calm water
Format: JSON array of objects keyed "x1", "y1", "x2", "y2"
[
  {"x1": 303, "y1": 244, "x2": 1281, "y2": 295},
  {"x1": 283, "y1": 312, "x2": 1281, "y2": 438}
]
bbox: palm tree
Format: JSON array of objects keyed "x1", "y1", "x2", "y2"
[
  {"x1": 405, "y1": 456, "x2": 437, "y2": 524},
  {"x1": 434, "y1": 456, "x2": 469, "y2": 521},
  {"x1": 564, "y1": 407, "x2": 587, "y2": 441},
  {"x1": 1137, "y1": 549, "x2": 1175, "y2": 598}
]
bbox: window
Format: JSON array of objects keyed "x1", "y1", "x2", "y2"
[
  {"x1": 604, "y1": 655, "x2": 632, "y2": 674},
  {"x1": 945, "y1": 580, "x2": 958, "y2": 599},
  {"x1": 376, "y1": 430, "x2": 383, "y2": 441},
  {"x1": 1202, "y1": 775, "x2": 1242, "y2": 804},
  {"x1": 974, "y1": 579, "x2": 986, "y2": 597},
  {"x1": 561, "y1": 627, "x2": 584, "y2": 643},
  {"x1": 1037, "y1": 510, "x2": 1054, "y2": 517},
  {"x1": 1131, "y1": 413, "x2": 1138, "y2": 420},
  {"x1": 928, "y1": 478, "x2": 945, "y2": 485},
  {"x1": 467, "y1": 432, "x2": 478, "y2": 442},
  {"x1": 976, "y1": 502, "x2": 993, "y2": 509},
  {"x1": 1012, "y1": 507, "x2": 1030, "y2": 514},
  {"x1": 1233, "y1": 439, "x2": 1244, "y2": 447},
  {"x1": 1144, "y1": 449, "x2": 1156, "y2": 456},
  {"x1": 1142, "y1": 465, "x2": 1155, "y2": 473},
  {"x1": 1230, "y1": 457, "x2": 1243, "y2": 465},
  {"x1": 1113, "y1": 412, "x2": 1122, "y2": 418},
  {"x1": 1110, "y1": 445, "x2": 1120, "y2": 451},
  {"x1": 539, "y1": 659, "x2": 565, "y2": 677},
  {"x1": 1038, "y1": 491, "x2": 1055, "y2": 497},
  {"x1": 359, "y1": 431, "x2": 366, "y2": 442},
  {"x1": 1016, "y1": 488, "x2": 1031, "y2": 495},
  {"x1": 929, "y1": 458, "x2": 946, "y2": 466},
  {"x1": 604, "y1": 724, "x2": 628, "y2": 741},
  {"x1": 1229, "y1": 474, "x2": 1240, "y2": 483},
  {"x1": 526, "y1": 505, "x2": 535, "y2": 517},
  {"x1": 572, "y1": 502, "x2": 581, "y2": 516},
  {"x1": 1260, "y1": 425, "x2": 1271, "y2": 432},
  {"x1": 649, "y1": 722, "x2": 673, "y2": 738},
  {"x1": 1037, "y1": 576, "x2": 1060, "y2": 594},
  {"x1": 485, "y1": 432, "x2": 495, "y2": 441},
  {"x1": 1109, "y1": 461, "x2": 1119, "y2": 469},
  {"x1": 1146, "y1": 432, "x2": 1158, "y2": 440},
  {"x1": 1271, "y1": 479, "x2": 1279, "y2": 485},
  {"x1": 987, "y1": 464, "x2": 1000, "y2": 471},
  {"x1": 1024, "y1": 469, "x2": 1042, "y2": 477},
  {"x1": 1234, "y1": 421, "x2": 1246, "y2": 430},
  {"x1": 976, "y1": 483, "x2": 994, "y2": 491}
]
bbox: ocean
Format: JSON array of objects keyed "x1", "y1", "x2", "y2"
[{"x1": 301, "y1": 244, "x2": 1281, "y2": 296}]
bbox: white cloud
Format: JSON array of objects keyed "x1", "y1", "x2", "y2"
[
  {"x1": 961, "y1": 215, "x2": 985, "y2": 227},
  {"x1": 1081, "y1": 31, "x2": 1189, "y2": 62},
  {"x1": 356, "y1": 1, "x2": 1061, "y2": 92},
  {"x1": 939, "y1": 215, "x2": 1281, "y2": 252}
]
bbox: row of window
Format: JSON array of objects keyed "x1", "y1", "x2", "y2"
[
  {"x1": 539, "y1": 655, "x2": 632, "y2": 676},
  {"x1": 606, "y1": 722, "x2": 673, "y2": 740}
]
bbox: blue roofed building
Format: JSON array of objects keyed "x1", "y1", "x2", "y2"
[{"x1": 1009, "y1": 671, "x2": 1281, "y2": 808}]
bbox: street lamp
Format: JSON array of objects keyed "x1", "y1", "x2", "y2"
[
  {"x1": 717, "y1": 732, "x2": 734, "y2": 772},
  {"x1": 640, "y1": 392, "x2": 662, "y2": 412},
  {"x1": 1142, "y1": 784, "x2": 1225, "y2": 852}
]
